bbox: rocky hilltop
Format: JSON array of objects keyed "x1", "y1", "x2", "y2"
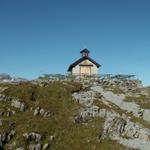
[{"x1": 0, "y1": 75, "x2": 150, "y2": 150}]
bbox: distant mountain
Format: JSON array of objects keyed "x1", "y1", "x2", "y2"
[
  {"x1": 0, "y1": 73, "x2": 12, "y2": 80},
  {"x1": 0, "y1": 73, "x2": 28, "y2": 83}
]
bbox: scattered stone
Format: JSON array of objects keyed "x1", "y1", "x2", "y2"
[
  {"x1": 39, "y1": 109, "x2": 45, "y2": 116},
  {"x1": 16, "y1": 148, "x2": 24, "y2": 150},
  {"x1": 30, "y1": 107, "x2": 33, "y2": 111},
  {"x1": 20, "y1": 103, "x2": 26, "y2": 112},
  {"x1": 0, "y1": 130, "x2": 15, "y2": 147},
  {"x1": 7, "y1": 111, "x2": 11, "y2": 117},
  {"x1": 11, "y1": 100, "x2": 26, "y2": 112},
  {"x1": 34, "y1": 108, "x2": 40, "y2": 116},
  {"x1": 23, "y1": 132, "x2": 42, "y2": 142},
  {"x1": 44, "y1": 112, "x2": 49, "y2": 117},
  {"x1": 0, "y1": 94, "x2": 7, "y2": 101},
  {"x1": 50, "y1": 135, "x2": 55, "y2": 141},
  {"x1": 29, "y1": 144, "x2": 42, "y2": 150},
  {"x1": 43, "y1": 143, "x2": 49, "y2": 150}
]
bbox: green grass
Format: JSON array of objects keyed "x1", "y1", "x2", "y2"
[
  {"x1": 130, "y1": 116, "x2": 150, "y2": 129},
  {"x1": 124, "y1": 94, "x2": 150, "y2": 109},
  {"x1": 103, "y1": 86, "x2": 125, "y2": 94},
  {"x1": 0, "y1": 82, "x2": 128, "y2": 150},
  {"x1": 93, "y1": 99, "x2": 111, "y2": 110},
  {"x1": 93, "y1": 99, "x2": 130, "y2": 116}
]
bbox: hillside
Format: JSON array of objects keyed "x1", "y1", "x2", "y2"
[{"x1": 0, "y1": 77, "x2": 150, "y2": 150}]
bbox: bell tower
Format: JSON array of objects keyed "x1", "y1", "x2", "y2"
[{"x1": 80, "y1": 49, "x2": 90, "y2": 57}]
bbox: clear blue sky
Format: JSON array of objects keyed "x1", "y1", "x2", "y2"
[{"x1": 0, "y1": 0, "x2": 150, "y2": 85}]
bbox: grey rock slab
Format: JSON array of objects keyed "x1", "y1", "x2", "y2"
[
  {"x1": 91, "y1": 86, "x2": 149, "y2": 120},
  {"x1": 11, "y1": 100, "x2": 21, "y2": 108},
  {"x1": 115, "y1": 137, "x2": 150, "y2": 150},
  {"x1": 143, "y1": 109, "x2": 150, "y2": 122},
  {"x1": 72, "y1": 91, "x2": 95, "y2": 106}
]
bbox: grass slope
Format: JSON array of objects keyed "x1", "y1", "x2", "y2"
[{"x1": 0, "y1": 81, "x2": 127, "y2": 150}]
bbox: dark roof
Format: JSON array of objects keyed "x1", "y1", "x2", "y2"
[
  {"x1": 68, "y1": 56, "x2": 101, "y2": 71},
  {"x1": 80, "y1": 48, "x2": 90, "y2": 54}
]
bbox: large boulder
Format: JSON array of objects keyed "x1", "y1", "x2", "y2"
[{"x1": 11, "y1": 100, "x2": 26, "y2": 112}]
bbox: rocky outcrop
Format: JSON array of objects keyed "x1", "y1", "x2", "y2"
[
  {"x1": 0, "y1": 109, "x2": 16, "y2": 117},
  {"x1": 33, "y1": 107, "x2": 51, "y2": 117},
  {"x1": 101, "y1": 116, "x2": 150, "y2": 141},
  {"x1": 0, "y1": 93, "x2": 26, "y2": 112},
  {"x1": 96, "y1": 78, "x2": 142, "y2": 91},
  {"x1": 0, "y1": 130, "x2": 15, "y2": 147},
  {"x1": 91, "y1": 86, "x2": 150, "y2": 121},
  {"x1": 28, "y1": 143, "x2": 49, "y2": 150},
  {"x1": 11, "y1": 100, "x2": 26, "y2": 112},
  {"x1": 73, "y1": 91, "x2": 96, "y2": 106},
  {"x1": 23, "y1": 132, "x2": 42, "y2": 142},
  {"x1": 29, "y1": 144, "x2": 42, "y2": 150},
  {"x1": 72, "y1": 85, "x2": 150, "y2": 150},
  {"x1": 16, "y1": 136, "x2": 49, "y2": 150},
  {"x1": 0, "y1": 94, "x2": 9, "y2": 102}
]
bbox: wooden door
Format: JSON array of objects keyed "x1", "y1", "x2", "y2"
[{"x1": 80, "y1": 66, "x2": 91, "y2": 75}]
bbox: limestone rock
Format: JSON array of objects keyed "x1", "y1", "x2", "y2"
[
  {"x1": 43, "y1": 143, "x2": 50, "y2": 150},
  {"x1": 29, "y1": 144, "x2": 42, "y2": 150},
  {"x1": 34, "y1": 107, "x2": 40, "y2": 116},
  {"x1": 39, "y1": 109, "x2": 45, "y2": 116},
  {"x1": 11, "y1": 100, "x2": 26, "y2": 112},
  {"x1": 16, "y1": 148, "x2": 24, "y2": 150},
  {"x1": 23, "y1": 132, "x2": 42, "y2": 142},
  {"x1": 50, "y1": 135, "x2": 55, "y2": 141},
  {"x1": 0, "y1": 130, "x2": 15, "y2": 147}
]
